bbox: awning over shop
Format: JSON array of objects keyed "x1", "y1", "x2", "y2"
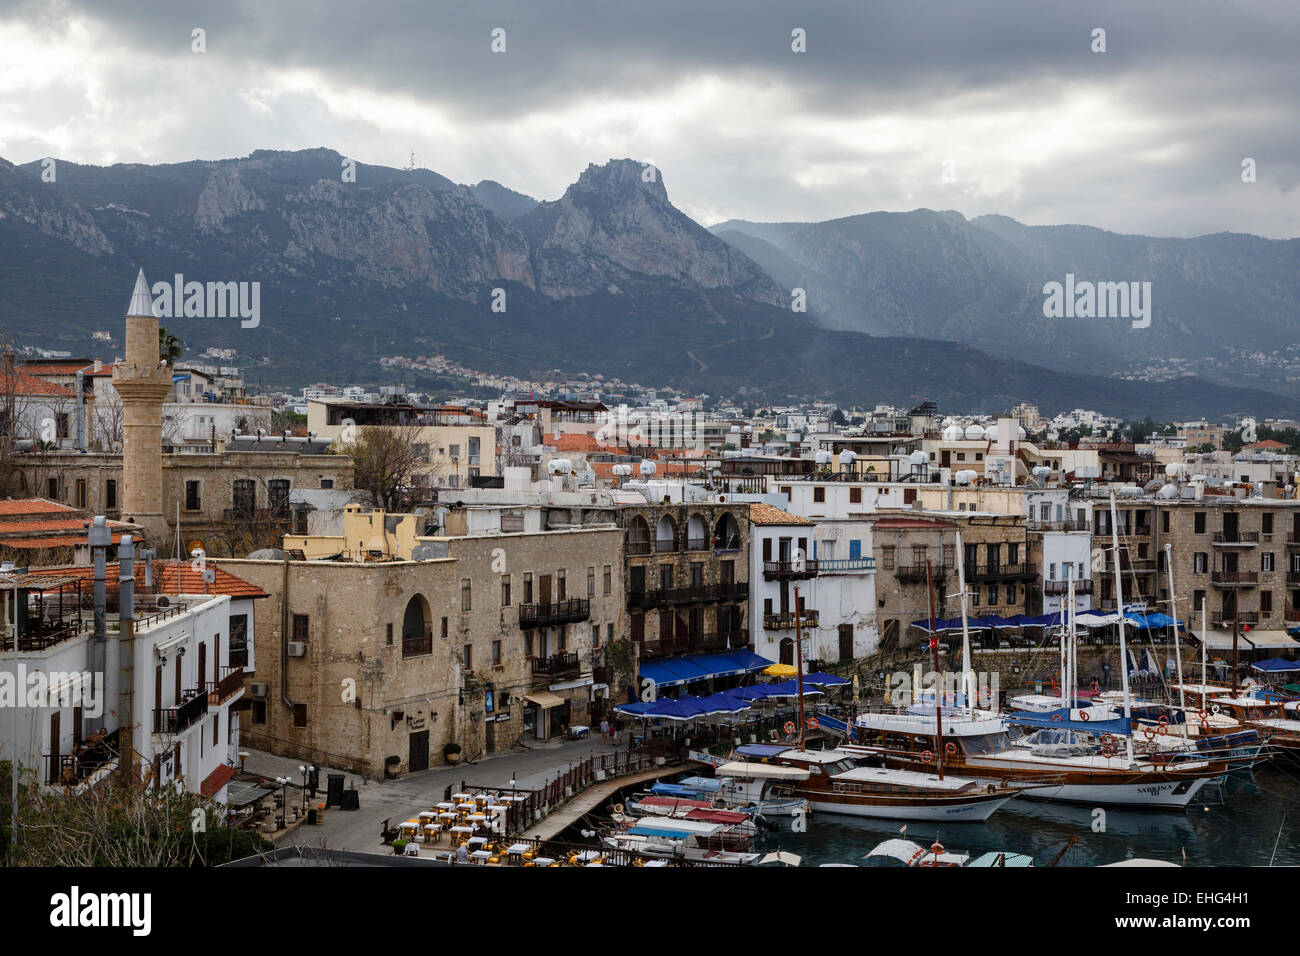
[
  {"x1": 1242, "y1": 631, "x2": 1300, "y2": 650},
  {"x1": 524, "y1": 691, "x2": 565, "y2": 709},
  {"x1": 1195, "y1": 630, "x2": 1300, "y2": 651},
  {"x1": 224, "y1": 780, "x2": 275, "y2": 808},
  {"x1": 201, "y1": 763, "x2": 239, "y2": 797},
  {"x1": 638, "y1": 649, "x2": 771, "y2": 688}
]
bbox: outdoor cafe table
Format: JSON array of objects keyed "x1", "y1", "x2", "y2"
[
  {"x1": 466, "y1": 813, "x2": 487, "y2": 823},
  {"x1": 436, "y1": 802, "x2": 455, "y2": 811},
  {"x1": 452, "y1": 793, "x2": 472, "y2": 802},
  {"x1": 437, "y1": 812, "x2": 457, "y2": 822},
  {"x1": 471, "y1": 850, "x2": 493, "y2": 863},
  {"x1": 532, "y1": 857, "x2": 555, "y2": 867},
  {"x1": 418, "y1": 811, "x2": 437, "y2": 822},
  {"x1": 448, "y1": 826, "x2": 474, "y2": 841},
  {"x1": 467, "y1": 836, "x2": 488, "y2": 848},
  {"x1": 575, "y1": 850, "x2": 601, "y2": 862},
  {"x1": 507, "y1": 843, "x2": 531, "y2": 856},
  {"x1": 457, "y1": 803, "x2": 476, "y2": 812}
]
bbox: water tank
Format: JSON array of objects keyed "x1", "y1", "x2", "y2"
[
  {"x1": 1017, "y1": 425, "x2": 1027, "y2": 440},
  {"x1": 1157, "y1": 483, "x2": 1178, "y2": 499},
  {"x1": 1117, "y1": 485, "x2": 1144, "y2": 498},
  {"x1": 1032, "y1": 466, "x2": 1051, "y2": 478},
  {"x1": 942, "y1": 424, "x2": 965, "y2": 442},
  {"x1": 815, "y1": 450, "x2": 833, "y2": 465},
  {"x1": 839, "y1": 450, "x2": 857, "y2": 466},
  {"x1": 954, "y1": 469, "x2": 978, "y2": 485},
  {"x1": 547, "y1": 459, "x2": 573, "y2": 475},
  {"x1": 612, "y1": 463, "x2": 633, "y2": 477},
  {"x1": 639, "y1": 460, "x2": 657, "y2": 476},
  {"x1": 964, "y1": 424, "x2": 986, "y2": 441},
  {"x1": 986, "y1": 424, "x2": 999, "y2": 442},
  {"x1": 1164, "y1": 462, "x2": 1187, "y2": 478},
  {"x1": 908, "y1": 450, "x2": 928, "y2": 467}
]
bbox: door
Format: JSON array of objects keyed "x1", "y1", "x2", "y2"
[
  {"x1": 1224, "y1": 512, "x2": 1239, "y2": 540},
  {"x1": 539, "y1": 574, "x2": 552, "y2": 607},
  {"x1": 409, "y1": 730, "x2": 429, "y2": 772},
  {"x1": 779, "y1": 638, "x2": 795, "y2": 666},
  {"x1": 941, "y1": 450, "x2": 951, "y2": 468},
  {"x1": 197, "y1": 642, "x2": 207, "y2": 693},
  {"x1": 630, "y1": 565, "x2": 645, "y2": 596},
  {"x1": 838, "y1": 624, "x2": 854, "y2": 662},
  {"x1": 48, "y1": 712, "x2": 61, "y2": 784}
]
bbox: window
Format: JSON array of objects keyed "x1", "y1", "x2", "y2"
[
  {"x1": 449, "y1": 444, "x2": 460, "y2": 460},
  {"x1": 441, "y1": 617, "x2": 448, "y2": 640},
  {"x1": 105, "y1": 479, "x2": 117, "y2": 510},
  {"x1": 268, "y1": 479, "x2": 290, "y2": 513},
  {"x1": 229, "y1": 615, "x2": 248, "y2": 667},
  {"x1": 75, "y1": 479, "x2": 87, "y2": 508},
  {"x1": 1263, "y1": 513, "x2": 1274, "y2": 535},
  {"x1": 252, "y1": 700, "x2": 266, "y2": 725},
  {"x1": 588, "y1": 566, "x2": 595, "y2": 597},
  {"x1": 501, "y1": 575, "x2": 511, "y2": 607},
  {"x1": 956, "y1": 453, "x2": 965, "y2": 462},
  {"x1": 1261, "y1": 591, "x2": 1273, "y2": 614},
  {"x1": 523, "y1": 573, "x2": 533, "y2": 604},
  {"x1": 1194, "y1": 512, "x2": 1206, "y2": 534},
  {"x1": 849, "y1": 487, "x2": 862, "y2": 504},
  {"x1": 1194, "y1": 552, "x2": 1208, "y2": 574},
  {"x1": 558, "y1": 571, "x2": 567, "y2": 600},
  {"x1": 292, "y1": 614, "x2": 309, "y2": 642},
  {"x1": 386, "y1": 623, "x2": 393, "y2": 646},
  {"x1": 47, "y1": 477, "x2": 59, "y2": 500},
  {"x1": 413, "y1": 443, "x2": 430, "y2": 461},
  {"x1": 492, "y1": 640, "x2": 502, "y2": 665},
  {"x1": 1263, "y1": 553, "x2": 1275, "y2": 573},
  {"x1": 1161, "y1": 510, "x2": 1170, "y2": 533},
  {"x1": 320, "y1": 478, "x2": 334, "y2": 489},
  {"x1": 1006, "y1": 585, "x2": 1016, "y2": 605},
  {"x1": 762, "y1": 539, "x2": 773, "y2": 562},
  {"x1": 557, "y1": 627, "x2": 567, "y2": 651},
  {"x1": 185, "y1": 480, "x2": 201, "y2": 511},
  {"x1": 1192, "y1": 589, "x2": 1206, "y2": 616},
  {"x1": 721, "y1": 560, "x2": 734, "y2": 585},
  {"x1": 942, "y1": 545, "x2": 954, "y2": 569},
  {"x1": 233, "y1": 479, "x2": 255, "y2": 516},
  {"x1": 986, "y1": 585, "x2": 997, "y2": 605},
  {"x1": 813, "y1": 487, "x2": 825, "y2": 503},
  {"x1": 607, "y1": 623, "x2": 614, "y2": 645},
  {"x1": 1008, "y1": 543, "x2": 1019, "y2": 565},
  {"x1": 631, "y1": 614, "x2": 645, "y2": 643},
  {"x1": 463, "y1": 644, "x2": 473, "y2": 670},
  {"x1": 971, "y1": 588, "x2": 980, "y2": 607},
  {"x1": 779, "y1": 486, "x2": 792, "y2": 499},
  {"x1": 592, "y1": 625, "x2": 600, "y2": 649},
  {"x1": 461, "y1": 578, "x2": 472, "y2": 611},
  {"x1": 293, "y1": 703, "x2": 308, "y2": 728},
  {"x1": 881, "y1": 546, "x2": 895, "y2": 570},
  {"x1": 603, "y1": 565, "x2": 612, "y2": 594}
]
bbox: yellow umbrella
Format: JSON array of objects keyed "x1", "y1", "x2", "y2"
[{"x1": 763, "y1": 663, "x2": 797, "y2": 678}]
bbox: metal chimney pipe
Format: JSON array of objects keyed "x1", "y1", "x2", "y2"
[
  {"x1": 117, "y1": 535, "x2": 137, "y2": 784},
  {"x1": 75, "y1": 369, "x2": 86, "y2": 452}
]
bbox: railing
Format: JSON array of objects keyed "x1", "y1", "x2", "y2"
[
  {"x1": 628, "y1": 584, "x2": 747, "y2": 608},
  {"x1": 1029, "y1": 520, "x2": 1091, "y2": 533},
  {"x1": 639, "y1": 635, "x2": 690, "y2": 658},
  {"x1": 655, "y1": 539, "x2": 675, "y2": 554},
  {"x1": 1286, "y1": 534, "x2": 1300, "y2": 547},
  {"x1": 763, "y1": 611, "x2": 819, "y2": 630},
  {"x1": 1043, "y1": 579, "x2": 1094, "y2": 595},
  {"x1": 967, "y1": 563, "x2": 1034, "y2": 582},
  {"x1": 896, "y1": 565, "x2": 943, "y2": 583},
  {"x1": 518, "y1": 599, "x2": 591, "y2": 629},
  {"x1": 1211, "y1": 570, "x2": 1258, "y2": 586},
  {"x1": 1212, "y1": 531, "x2": 1260, "y2": 545},
  {"x1": 44, "y1": 729, "x2": 120, "y2": 787},
  {"x1": 818, "y1": 557, "x2": 876, "y2": 572},
  {"x1": 1287, "y1": 569, "x2": 1300, "y2": 584},
  {"x1": 154, "y1": 690, "x2": 209, "y2": 735},
  {"x1": 402, "y1": 634, "x2": 433, "y2": 657},
  {"x1": 625, "y1": 540, "x2": 652, "y2": 556},
  {"x1": 531, "y1": 652, "x2": 581, "y2": 679},
  {"x1": 207, "y1": 665, "x2": 244, "y2": 704},
  {"x1": 15, "y1": 621, "x2": 83, "y2": 652},
  {"x1": 1213, "y1": 611, "x2": 1260, "y2": 627},
  {"x1": 763, "y1": 560, "x2": 819, "y2": 578},
  {"x1": 1121, "y1": 526, "x2": 1152, "y2": 538},
  {"x1": 685, "y1": 537, "x2": 709, "y2": 551}
]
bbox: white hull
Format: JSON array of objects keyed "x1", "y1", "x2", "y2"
[
  {"x1": 1015, "y1": 776, "x2": 1210, "y2": 808},
  {"x1": 806, "y1": 794, "x2": 1015, "y2": 822}
]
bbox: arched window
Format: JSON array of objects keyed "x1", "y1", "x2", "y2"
[
  {"x1": 625, "y1": 516, "x2": 650, "y2": 555},
  {"x1": 779, "y1": 638, "x2": 795, "y2": 666},
  {"x1": 655, "y1": 515, "x2": 677, "y2": 553},
  {"x1": 714, "y1": 513, "x2": 740, "y2": 551},
  {"x1": 686, "y1": 514, "x2": 708, "y2": 550},
  {"x1": 402, "y1": 594, "x2": 432, "y2": 657}
]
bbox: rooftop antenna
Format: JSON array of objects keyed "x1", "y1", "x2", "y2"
[{"x1": 406, "y1": 151, "x2": 417, "y2": 171}]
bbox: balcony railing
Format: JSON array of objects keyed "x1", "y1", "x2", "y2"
[
  {"x1": 968, "y1": 563, "x2": 1035, "y2": 582},
  {"x1": 655, "y1": 539, "x2": 675, "y2": 554},
  {"x1": 818, "y1": 557, "x2": 876, "y2": 573},
  {"x1": 1287, "y1": 534, "x2": 1300, "y2": 548},
  {"x1": 45, "y1": 728, "x2": 120, "y2": 787},
  {"x1": 763, "y1": 611, "x2": 819, "y2": 630},
  {"x1": 638, "y1": 635, "x2": 691, "y2": 658},
  {"x1": 685, "y1": 537, "x2": 709, "y2": 551},
  {"x1": 1212, "y1": 611, "x2": 1260, "y2": 627},
  {"x1": 626, "y1": 540, "x2": 652, "y2": 556},
  {"x1": 591, "y1": 665, "x2": 613, "y2": 686},
  {"x1": 531, "y1": 652, "x2": 580, "y2": 679},
  {"x1": 1044, "y1": 579, "x2": 1094, "y2": 595},
  {"x1": 204, "y1": 665, "x2": 244, "y2": 704},
  {"x1": 518, "y1": 598, "x2": 591, "y2": 629},
  {"x1": 154, "y1": 690, "x2": 209, "y2": 735},
  {"x1": 763, "y1": 560, "x2": 819, "y2": 580},
  {"x1": 896, "y1": 565, "x2": 945, "y2": 583},
  {"x1": 1287, "y1": 569, "x2": 1300, "y2": 584},
  {"x1": 628, "y1": 584, "x2": 748, "y2": 609},
  {"x1": 1029, "y1": 520, "x2": 1091, "y2": 533},
  {"x1": 1212, "y1": 531, "x2": 1260, "y2": 546},
  {"x1": 1211, "y1": 570, "x2": 1258, "y2": 587}
]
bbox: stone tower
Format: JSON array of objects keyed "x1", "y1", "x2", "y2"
[{"x1": 112, "y1": 268, "x2": 172, "y2": 546}]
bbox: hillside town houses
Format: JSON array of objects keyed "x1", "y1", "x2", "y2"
[{"x1": 7, "y1": 267, "x2": 1300, "y2": 812}]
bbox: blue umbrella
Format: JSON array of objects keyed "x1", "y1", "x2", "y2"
[
  {"x1": 802, "y1": 672, "x2": 850, "y2": 687},
  {"x1": 730, "y1": 685, "x2": 774, "y2": 701},
  {"x1": 643, "y1": 696, "x2": 709, "y2": 720},
  {"x1": 695, "y1": 691, "x2": 753, "y2": 714},
  {"x1": 763, "y1": 679, "x2": 824, "y2": 698}
]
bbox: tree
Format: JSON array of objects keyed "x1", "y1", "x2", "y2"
[
  {"x1": 349, "y1": 426, "x2": 426, "y2": 510},
  {"x1": 830, "y1": 409, "x2": 847, "y2": 427},
  {"x1": 159, "y1": 327, "x2": 182, "y2": 366}
]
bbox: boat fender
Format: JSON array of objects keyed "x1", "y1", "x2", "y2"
[
  {"x1": 1157, "y1": 715, "x2": 1170, "y2": 727},
  {"x1": 945, "y1": 742, "x2": 957, "y2": 755},
  {"x1": 612, "y1": 803, "x2": 625, "y2": 815},
  {"x1": 1200, "y1": 718, "x2": 1210, "y2": 733}
]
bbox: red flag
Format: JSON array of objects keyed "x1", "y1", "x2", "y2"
[{"x1": 928, "y1": 638, "x2": 938, "y2": 650}]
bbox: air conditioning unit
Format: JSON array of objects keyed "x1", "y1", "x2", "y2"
[
  {"x1": 287, "y1": 642, "x2": 307, "y2": 657},
  {"x1": 249, "y1": 682, "x2": 268, "y2": 697}
]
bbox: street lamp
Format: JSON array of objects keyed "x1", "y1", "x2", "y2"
[
  {"x1": 298, "y1": 764, "x2": 315, "y2": 812},
  {"x1": 274, "y1": 776, "x2": 291, "y2": 828}
]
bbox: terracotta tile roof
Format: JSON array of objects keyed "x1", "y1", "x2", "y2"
[
  {"x1": 749, "y1": 503, "x2": 815, "y2": 526},
  {"x1": 0, "y1": 498, "x2": 77, "y2": 516},
  {"x1": 0, "y1": 500, "x2": 137, "y2": 549},
  {"x1": 26, "y1": 562, "x2": 268, "y2": 599},
  {"x1": 546, "y1": 433, "x2": 601, "y2": 452},
  {"x1": 3, "y1": 533, "x2": 129, "y2": 550},
  {"x1": 201, "y1": 763, "x2": 240, "y2": 797},
  {"x1": 1244, "y1": 439, "x2": 1288, "y2": 450},
  {"x1": 6, "y1": 371, "x2": 74, "y2": 397}
]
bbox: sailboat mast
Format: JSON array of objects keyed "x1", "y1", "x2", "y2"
[
  {"x1": 1110, "y1": 493, "x2": 1135, "y2": 764},
  {"x1": 795, "y1": 585, "x2": 806, "y2": 752},
  {"x1": 1200, "y1": 597, "x2": 1208, "y2": 688},
  {"x1": 926, "y1": 561, "x2": 945, "y2": 780},
  {"x1": 1165, "y1": 543, "x2": 1187, "y2": 724},
  {"x1": 955, "y1": 531, "x2": 973, "y2": 717},
  {"x1": 1067, "y1": 578, "x2": 1076, "y2": 744}
]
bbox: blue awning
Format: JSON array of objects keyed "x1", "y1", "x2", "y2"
[
  {"x1": 1006, "y1": 707, "x2": 1132, "y2": 736},
  {"x1": 736, "y1": 743, "x2": 789, "y2": 758},
  {"x1": 1251, "y1": 658, "x2": 1300, "y2": 673},
  {"x1": 638, "y1": 649, "x2": 771, "y2": 687}
]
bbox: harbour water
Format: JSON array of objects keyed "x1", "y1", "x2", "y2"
[{"x1": 751, "y1": 765, "x2": 1300, "y2": 867}]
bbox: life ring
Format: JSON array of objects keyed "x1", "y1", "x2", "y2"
[
  {"x1": 1101, "y1": 743, "x2": 1114, "y2": 757},
  {"x1": 945, "y1": 742, "x2": 957, "y2": 755},
  {"x1": 1080, "y1": 711, "x2": 1090, "y2": 722},
  {"x1": 921, "y1": 750, "x2": 934, "y2": 763},
  {"x1": 1200, "y1": 719, "x2": 1210, "y2": 733},
  {"x1": 784, "y1": 721, "x2": 796, "y2": 734},
  {"x1": 1211, "y1": 704, "x2": 1221, "y2": 715},
  {"x1": 1090, "y1": 680, "x2": 1100, "y2": 692},
  {"x1": 807, "y1": 717, "x2": 820, "y2": 730},
  {"x1": 612, "y1": 803, "x2": 625, "y2": 815},
  {"x1": 1157, "y1": 715, "x2": 1169, "y2": 727},
  {"x1": 1100, "y1": 733, "x2": 1114, "y2": 745},
  {"x1": 1050, "y1": 714, "x2": 1063, "y2": 723},
  {"x1": 1143, "y1": 727, "x2": 1156, "y2": 741}
]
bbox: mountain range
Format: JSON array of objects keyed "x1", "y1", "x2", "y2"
[{"x1": 0, "y1": 147, "x2": 1295, "y2": 420}]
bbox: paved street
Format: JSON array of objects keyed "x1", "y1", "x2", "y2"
[{"x1": 240, "y1": 736, "x2": 631, "y2": 855}]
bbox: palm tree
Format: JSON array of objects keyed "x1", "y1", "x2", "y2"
[{"x1": 158, "y1": 327, "x2": 182, "y2": 366}]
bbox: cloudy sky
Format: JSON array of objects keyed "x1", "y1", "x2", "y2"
[{"x1": 1, "y1": 0, "x2": 1296, "y2": 237}]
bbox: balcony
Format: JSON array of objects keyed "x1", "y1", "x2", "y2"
[
  {"x1": 625, "y1": 539, "x2": 652, "y2": 556},
  {"x1": 45, "y1": 728, "x2": 120, "y2": 787},
  {"x1": 1044, "y1": 579, "x2": 1094, "y2": 595},
  {"x1": 205, "y1": 665, "x2": 244, "y2": 705},
  {"x1": 763, "y1": 610, "x2": 819, "y2": 630},
  {"x1": 763, "y1": 559, "x2": 819, "y2": 580},
  {"x1": 591, "y1": 664, "x2": 613, "y2": 686},
  {"x1": 685, "y1": 537, "x2": 709, "y2": 552},
  {"x1": 1286, "y1": 534, "x2": 1300, "y2": 549},
  {"x1": 628, "y1": 584, "x2": 747, "y2": 609},
  {"x1": 897, "y1": 565, "x2": 945, "y2": 584},
  {"x1": 638, "y1": 635, "x2": 690, "y2": 658},
  {"x1": 655, "y1": 539, "x2": 675, "y2": 554},
  {"x1": 968, "y1": 563, "x2": 1036, "y2": 583},
  {"x1": 818, "y1": 557, "x2": 876, "y2": 573},
  {"x1": 1029, "y1": 519, "x2": 1091, "y2": 533},
  {"x1": 519, "y1": 599, "x2": 591, "y2": 629},
  {"x1": 1212, "y1": 531, "x2": 1260, "y2": 547},
  {"x1": 1211, "y1": 570, "x2": 1258, "y2": 588},
  {"x1": 1121, "y1": 526, "x2": 1152, "y2": 538},
  {"x1": 531, "y1": 652, "x2": 581, "y2": 680},
  {"x1": 1212, "y1": 611, "x2": 1260, "y2": 628},
  {"x1": 154, "y1": 690, "x2": 209, "y2": 735}
]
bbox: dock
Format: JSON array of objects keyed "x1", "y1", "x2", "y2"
[{"x1": 521, "y1": 766, "x2": 669, "y2": 842}]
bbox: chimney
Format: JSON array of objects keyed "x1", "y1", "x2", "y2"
[
  {"x1": 89, "y1": 516, "x2": 110, "y2": 743},
  {"x1": 116, "y1": 535, "x2": 138, "y2": 784}
]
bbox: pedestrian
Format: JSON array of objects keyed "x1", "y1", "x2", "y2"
[
  {"x1": 600, "y1": 718, "x2": 610, "y2": 744},
  {"x1": 610, "y1": 717, "x2": 620, "y2": 748}
]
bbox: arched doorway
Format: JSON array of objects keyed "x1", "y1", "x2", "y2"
[
  {"x1": 779, "y1": 637, "x2": 795, "y2": 666},
  {"x1": 402, "y1": 594, "x2": 432, "y2": 656}
]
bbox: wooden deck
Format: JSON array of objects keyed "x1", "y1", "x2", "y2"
[{"x1": 521, "y1": 767, "x2": 670, "y2": 842}]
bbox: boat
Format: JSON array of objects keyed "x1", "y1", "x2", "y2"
[
  {"x1": 711, "y1": 756, "x2": 811, "y2": 819},
  {"x1": 1205, "y1": 694, "x2": 1300, "y2": 756},
  {"x1": 599, "y1": 815, "x2": 760, "y2": 864}
]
